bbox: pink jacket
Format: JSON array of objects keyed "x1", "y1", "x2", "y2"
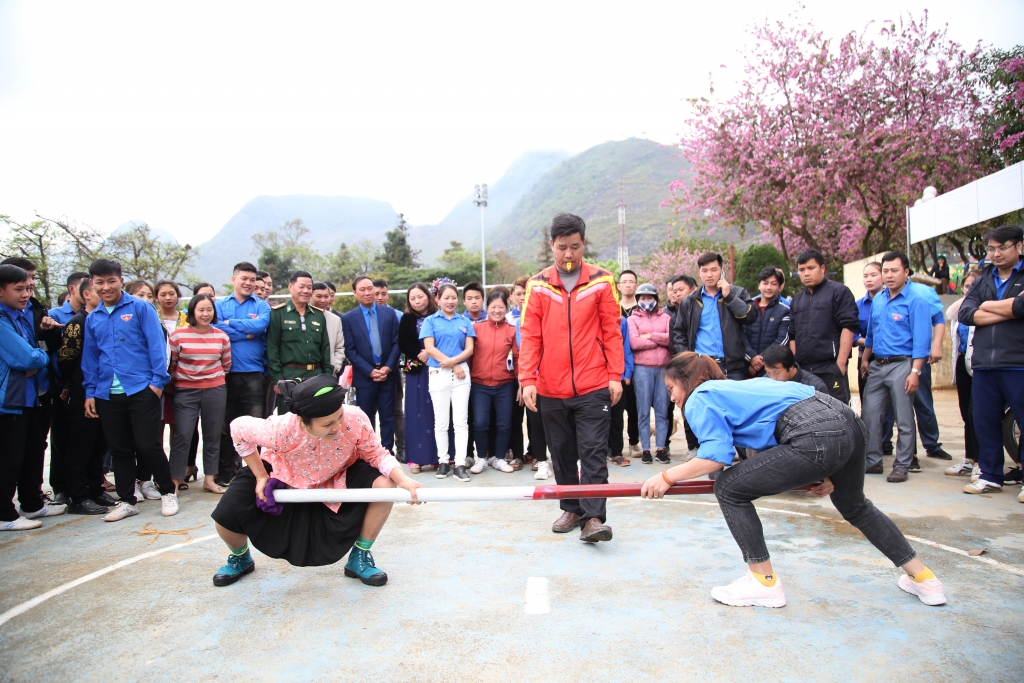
[{"x1": 627, "y1": 308, "x2": 672, "y2": 367}]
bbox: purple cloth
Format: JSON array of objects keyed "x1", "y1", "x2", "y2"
[{"x1": 256, "y1": 478, "x2": 288, "y2": 515}]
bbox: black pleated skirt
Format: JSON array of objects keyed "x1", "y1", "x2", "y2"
[{"x1": 211, "y1": 460, "x2": 382, "y2": 567}]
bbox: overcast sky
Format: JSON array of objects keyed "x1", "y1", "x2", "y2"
[{"x1": 1, "y1": 0, "x2": 1022, "y2": 246}]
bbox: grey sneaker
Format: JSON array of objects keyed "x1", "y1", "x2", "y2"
[
  {"x1": 21, "y1": 503, "x2": 67, "y2": 519},
  {"x1": 103, "y1": 501, "x2": 140, "y2": 522},
  {"x1": 139, "y1": 481, "x2": 161, "y2": 500}
]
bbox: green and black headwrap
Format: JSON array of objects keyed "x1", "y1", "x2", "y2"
[{"x1": 279, "y1": 374, "x2": 345, "y2": 419}]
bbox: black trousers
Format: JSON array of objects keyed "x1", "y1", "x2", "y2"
[
  {"x1": 540, "y1": 388, "x2": 611, "y2": 523},
  {"x1": 219, "y1": 372, "x2": 267, "y2": 483},
  {"x1": 609, "y1": 380, "x2": 640, "y2": 455},
  {"x1": 526, "y1": 400, "x2": 548, "y2": 462},
  {"x1": 31, "y1": 393, "x2": 53, "y2": 494},
  {"x1": 510, "y1": 380, "x2": 525, "y2": 458},
  {"x1": 805, "y1": 362, "x2": 851, "y2": 404},
  {"x1": 96, "y1": 390, "x2": 173, "y2": 504},
  {"x1": 49, "y1": 392, "x2": 71, "y2": 494},
  {"x1": 956, "y1": 355, "x2": 979, "y2": 462},
  {"x1": 65, "y1": 390, "x2": 108, "y2": 503},
  {"x1": 0, "y1": 409, "x2": 44, "y2": 521}
]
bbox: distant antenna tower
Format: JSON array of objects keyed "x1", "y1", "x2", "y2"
[{"x1": 617, "y1": 179, "x2": 630, "y2": 271}]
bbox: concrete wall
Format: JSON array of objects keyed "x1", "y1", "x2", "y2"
[{"x1": 842, "y1": 254, "x2": 955, "y2": 391}]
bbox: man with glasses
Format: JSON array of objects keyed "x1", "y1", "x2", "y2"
[{"x1": 958, "y1": 224, "x2": 1024, "y2": 499}]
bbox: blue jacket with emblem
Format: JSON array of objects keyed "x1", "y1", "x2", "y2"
[
  {"x1": 0, "y1": 307, "x2": 50, "y2": 414},
  {"x1": 81, "y1": 292, "x2": 170, "y2": 400}
]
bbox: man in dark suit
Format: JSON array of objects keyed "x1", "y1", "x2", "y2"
[{"x1": 341, "y1": 275, "x2": 401, "y2": 453}]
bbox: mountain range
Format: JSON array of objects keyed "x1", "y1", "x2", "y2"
[{"x1": 170, "y1": 138, "x2": 687, "y2": 283}]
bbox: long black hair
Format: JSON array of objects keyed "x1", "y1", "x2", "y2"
[{"x1": 186, "y1": 294, "x2": 219, "y2": 326}]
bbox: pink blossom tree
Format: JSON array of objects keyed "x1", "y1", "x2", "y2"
[
  {"x1": 637, "y1": 245, "x2": 702, "y2": 292},
  {"x1": 669, "y1": 12, "x2": 989, "y2": 265}
]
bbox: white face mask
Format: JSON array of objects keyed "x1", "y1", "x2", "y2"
[{"x1": 639, "y1": 300, "x2": 657, "y2": 313}]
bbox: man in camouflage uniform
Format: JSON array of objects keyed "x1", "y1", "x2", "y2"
[{"x1": 267, "y1": 270, "x2": 332, "y2": 414}]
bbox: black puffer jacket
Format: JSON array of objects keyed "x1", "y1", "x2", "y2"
[
  {"x1": 671, "y1": 285, "x2": 756, "y2": 373},
  {"x1": 744, "y1": 296, "x2": 791, "y2": 359},
  {"x1": 789, "y1": 278, "x2": 858, "y2": 368},
  {"x1": 958, "y1": 260, "x2": 1024, "y2": 369}
]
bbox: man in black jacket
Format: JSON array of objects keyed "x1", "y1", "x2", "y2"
[
  {"x1": 788, "y1": 249, "x2": 859, "y2": 404},
  {"x1": 958, "y1": 224, "x2": 1024, "y2": 496},
  {"x1": 671, "y1": 252, "x2": 756, "y2": 380}
]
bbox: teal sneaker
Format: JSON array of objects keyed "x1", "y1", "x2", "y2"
[
  {"x1": 344, "y1": 548, "x2": 388, "y2": 586},
  {"x1": 213, "y1": 551, "x2": 255, "y2": 587}
]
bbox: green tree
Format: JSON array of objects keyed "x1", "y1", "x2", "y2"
[
  {"x1": 735, "y1": 244, "x2": 794, "y2": 297},
  {"x1": 253, "y1": 219, "x2": 325, "y2": 286},
  {"x1": 0, "y1": 215, "x2": 67, "y2": 306},
  {"x1": 378, "y1": 214, "x2": 420, "y2": 268},
  {"x1": 104, "y1": 222, "x2": 196, "y2": 284}
]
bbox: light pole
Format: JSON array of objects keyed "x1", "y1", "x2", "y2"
[{"x1": 474, "y1": 183, "x2": 488, "y2": 289}]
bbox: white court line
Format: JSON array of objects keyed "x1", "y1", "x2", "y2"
[
  {"x1": 0, "y1": 534, "x2": 219, "y2": 628},
  {"x1": 524, "y1": 577, "x2": 550, "y2": 614},
  {"x1": 658, "y1": 498, "x2": 1024, "y2": 579}
]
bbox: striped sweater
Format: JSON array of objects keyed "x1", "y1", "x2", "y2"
[{"x1": 167, "y1": 326, "x2": 232, "y2": 389}]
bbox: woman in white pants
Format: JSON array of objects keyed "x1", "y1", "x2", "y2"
[{"x1": 420, "y1": 283, "x2": 476, "y2": 481}]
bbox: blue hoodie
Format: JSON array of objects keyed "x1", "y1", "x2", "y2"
[
  {"x1": 0, "y1": 303, "x2": 49, "y2": 414},
  {"x1": 82, "y1": 291, "x2": 170, "y2": 400}
]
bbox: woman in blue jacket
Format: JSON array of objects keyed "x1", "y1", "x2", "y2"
[{"x1": 640, "y1": 352, "x2": 946, "y2": 609}]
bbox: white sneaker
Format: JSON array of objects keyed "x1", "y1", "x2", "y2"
[
  {"x1": 534, "y1": 460, "x2": 552, "y2": 480},
  {"x1": 970, "y1": 465, "x2": 981, "y2": 482},
  {"x1": 161, "y1": 493, "x2": 180, "y2": 517},
  {"x1": 140, "y1": 481, "x2": 162, "y2": 500},
  {"x1": 628, "y1": 444, "x2": 642, "y2": 456},
  {"x1": 963, "y1": 479, "x2": 1002, "y2": 494},
  {"x1": 944, "y1": 459, "x2": 974, "y2": 476},
  {"x1": 134, "y1": 482, "x2": 144, "y2": 502},
  {"x1": 1017, "y1": 488, "x2": 1024, "y2": 504},
  {"x1": 489, "y1": 457, "x2": 514, "y2": 473},
  {"x1": 686, "y1": 448, "x2": 699, "y2": 462},
  {"x1": 898, "y1": 574, "x2": 947, "y2": 606},
  {"x1": 711, "y1": 571, "x2": 786, "y2": 608},
  {"x1": 21, "y1": 503, "x2": 67, "y2": 519},
  {"x1": 469, "y1": 457, "x2": 487, "y2": 474},
  {"x1": 103, "y1": 501, "x2": 139, "y2": 522},
  {"x1": 1, "y1": 516, "x2": 43, "y2": 531}
]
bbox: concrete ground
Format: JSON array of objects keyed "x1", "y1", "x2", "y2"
[{"x1": 1, "y1": 392, "x2": 1022, "y2": 683}]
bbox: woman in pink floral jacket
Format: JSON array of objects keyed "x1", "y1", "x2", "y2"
[
  {"x1": 210, "y1": 374, "x2": 423, "y2": 588},
  {"x1": 627, "y1": 283, "x2": 673, "y2": 465}
]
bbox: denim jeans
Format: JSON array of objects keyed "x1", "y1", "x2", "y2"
[
  {"x1": 471, "y1": 382, "x2": 516, "y2": 463},
  {"x1": 633, "y1": 364, "x2": 670, "y2": 451},
  {"x1": 714, "y1": 393, "x2": 917, "y2": 567}
]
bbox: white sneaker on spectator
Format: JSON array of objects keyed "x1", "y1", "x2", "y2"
[
  {"x1": 944, "y1": 459, "x2": 974, "y2": 476},
  {"x1": 161, "y1": 493, "x2": 180, "y2": 517},
  {"x1": 970, "y1": 465, "x2": 981, "y2": 482},
  {"x1": 1018, "y1": 488, "x2": 1024, "y2": 504},
  {"x1": 140, "y1": 481, "x2": 161, "y2": 500},
  {"x1": 21, "y1": 503, "x2": 67, "y2": 519},
  {"x1": 469, "y1": 458, "x2": 487, "y2": 474},
  {"x1": 1, "y1": 517, "x2": 42, "y2": 531},
  {"x1": 628, "y1": 444, "x2": 641, "y2": 456},
  {"x1": 489, "y1": 457, "x2": 514, "y2": 473},
  {"x1": 963, "y1": 479, "x2": 1002, "y2": 494},
  {"x1": 686, "y1": 448, "x2": 699, "y2": 462},
  {"x1": 103, "y1": 502, "x2": 139, "y2": 522},
  {"x1": 534, "y1": 461, "x2": 552, "y2": 480},
  {"x1": 711, "y1": 571, "x2": 786, "y2": 608}
]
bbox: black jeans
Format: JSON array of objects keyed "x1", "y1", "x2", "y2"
[
  {"x1": 49, "y1": 392, "x2": 71, "y2": 494},
  {"x1": 65, "y1": 389, "x2": 108, "y2": 503},
  {"x1": 955, "y1": 355, "x2": 978, "y2": 462},
  {"x1": 714, "y1": 393, "x2": 916, "y2": 566},
  {"x1": 526, "y1": 400, "x2": 548, "y2": 462},
  {"x1": 96, "y1": 390, "x2": 174, "y2": 504},
  {"x1": 0, "y1": 409, "x2": 44, "y2": 521},
  {"x1": 540, "y1": 388, "x2": 611, "y2": 523},
  {"x1": 510, "y1": 380, "x2": 525, "y2": 458},
  {"x1": 219, "y1": 372, "x2": 267, "y2": 482}
]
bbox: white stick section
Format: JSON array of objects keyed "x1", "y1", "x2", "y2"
[{"x1": 272, "y1": 487, "x2": 538, "y2": 504}]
